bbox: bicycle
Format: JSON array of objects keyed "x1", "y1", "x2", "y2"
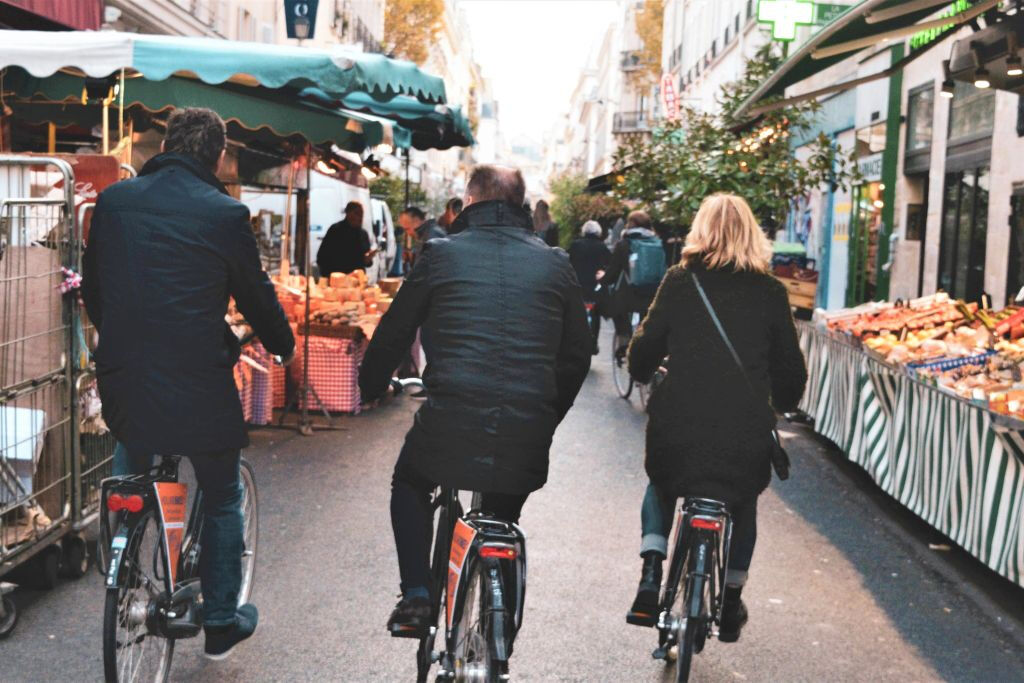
[
  {"x1": 611, "y1": 313, "x2": 666, "y2": 408},
  {"x1": 645, "y1": 497, "x2": 733, "y2": 683},
  {"x1": 387, "y1": 378, "x2": 527, "y2": 683},
  {"x1": 99, "y1": 453, "x2": 258, "y2": 682}
]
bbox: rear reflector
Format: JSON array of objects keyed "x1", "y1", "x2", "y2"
[
  {"x1": 479, "y1": 546, "x2": 517, "y2": 560},
  {"x1": 690, "y1": 517, "x2": 722, "y2": 531},
  {"x1": 107, "y1": 493, "x2": 144, "y2": 513}
]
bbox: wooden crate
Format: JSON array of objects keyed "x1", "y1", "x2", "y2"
[{"x1": 778, "y1": 276, "x2": 817, "y2": 310}]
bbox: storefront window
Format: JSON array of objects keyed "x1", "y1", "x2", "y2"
[
  {"x1": 855, "y1": 122, "x2": 886, "y2": 157},
  {"x1": 949, "y1": 81, "x2": 995, "y2": 142},
  {"x1": 847, "y1": 182, "x2": 884, "y2": 305},
  {"x1": 906, "y1": 84, "x2": 934, "y2": 152},
  {"x1": 938, "y1": 167, "x2": 989, "y2": 302}
]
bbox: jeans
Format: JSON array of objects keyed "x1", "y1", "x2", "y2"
[
  {"x1": 113, "y1": 442, "x2": 245, "y2": 626},
  {"x1": 640, "y1": 482, "x2": 758, "y2": 586},
  {"x1": 391, "y1": 459, "x2": 528, "y2": 598}
]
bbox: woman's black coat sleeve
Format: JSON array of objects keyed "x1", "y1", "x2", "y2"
[
  {"x1": 767, "y1": 280, "x2": 807, "y2": 412},
  {"x1": 225, "y1": 207, "x2": 295, "y2": 358},
  {"x1": 599, "y1": 239, "x2": 629, "y2": 287},
  {"x1": 358, "y1": 243, "x2": 434, "y2": 401},
  {"x1": 628, "y1": 267, "x2": 679, "y2": 382}
]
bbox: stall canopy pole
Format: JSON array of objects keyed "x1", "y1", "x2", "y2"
[
  {"x1": 280, "y1": 159, "x2": 296, "y2": 277},
  {"x1": 404, "y1": 148, "x2": 410, "y2": 208}
]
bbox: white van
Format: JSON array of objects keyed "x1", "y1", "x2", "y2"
[{"x1": 369, "y1": 196, "x2": 397, "y2": 278}]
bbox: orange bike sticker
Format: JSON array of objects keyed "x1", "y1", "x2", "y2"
[
  {"x1": 154, "y1": 482, "x2": 188, "y2": 588},
  {"x1": 446, "y1": 518, "x2": 477, "y2": 628}
]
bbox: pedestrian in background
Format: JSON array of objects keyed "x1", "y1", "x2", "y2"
[
  {"x1": 316, "y1": 201, "x2": 374, "y2": 277},
  {"x1": 398, "y1": 206, "x2": 446, "y2": 269},
  {"x1": 624, "y1": 193, "x2": 807, "y2": 643},
  {"x1": 439, "y1": 197, "x2": 465, "y2": 235},
  {"x1": 568, "y1": 220, "x2": 611, "y2": 354},
  {"x1": 533, "y1": 199, "x2": 560, "y2": 247},
  {"x1": 599, "y1": 210, "x2": 663, "y2": 355}
]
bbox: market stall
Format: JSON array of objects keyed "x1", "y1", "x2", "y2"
[{"x1": 799, "y1": 295, "x2": 1024, "y2": 588}]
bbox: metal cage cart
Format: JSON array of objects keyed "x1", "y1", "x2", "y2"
[{"x1": 0, "y1": 155, "x2": 110, "y2": 637}]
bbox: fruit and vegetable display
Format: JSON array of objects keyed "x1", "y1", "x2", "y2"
[{"x1": 818, "y1": 292, "x2": 1024, "y2": 417}]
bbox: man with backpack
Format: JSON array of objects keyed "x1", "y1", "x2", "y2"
[{"x1": 600, "y1": 210, "x2": 667, "y2": 356}]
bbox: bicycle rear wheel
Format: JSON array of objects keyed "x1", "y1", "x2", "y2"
[
  {"x1": 103, "y1": 512, "x2": 174, "y2": 683},
  {"x1": 450, "y1": 561, "x2": 495, "y2": 683},
  {"x1": 238, "y1": 459, "x2": 259, "y2": 606},
  {"x1": 674, "y1": 538, "x2": 710, "y2": 683},
  {"x1": 611, "y1": 334, "x2": 633, "y2": 399}
]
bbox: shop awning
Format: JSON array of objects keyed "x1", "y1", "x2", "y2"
[
  {"x1": 7, "y1": 68, "x2": 399, "y2": 152},
  {"x1": 0, "y1": 29, "x2": 447, "y2": 103},
  {"x1": 735, "y1": 0, "x2": 1001, "y2": 118},
  {"x1": 301, "y1": 88, "x2": 474, "y2": 150}
]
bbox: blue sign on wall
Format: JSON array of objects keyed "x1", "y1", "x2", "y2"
[{"x1": 285, "y1": 0, "x2": 319, "y2": 40}]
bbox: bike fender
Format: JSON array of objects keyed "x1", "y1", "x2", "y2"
[{"x1": 104, "y1": 522, "x2": 132, "y2": 589}]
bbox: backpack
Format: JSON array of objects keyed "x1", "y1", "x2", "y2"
[{"x1": 628, "y1": 236, "x2": 667, "y2": 287}]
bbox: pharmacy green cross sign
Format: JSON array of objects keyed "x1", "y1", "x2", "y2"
[{"x1": 758, "y1": 0, "x2": 815, "y2": 41}]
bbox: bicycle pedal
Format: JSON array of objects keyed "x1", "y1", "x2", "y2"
[
  {"x1": 388, "y1": 624, "x2": 427, "y2": 639},
  {"x1": 652, "y1": 646, "x2": 669, "y2": 660},
  {"x1": 626, "y1": 610, "x2": 658, "y2": 628}
]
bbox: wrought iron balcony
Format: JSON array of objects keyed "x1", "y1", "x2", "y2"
[
  {"x1": 620, "y1": 50, "x2": 642, "y2": 71},
  {"x1": 612, "y1": 111, "x2": 650, "y2": 134}
]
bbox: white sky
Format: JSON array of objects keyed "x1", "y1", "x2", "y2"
[{"x1": 459, "y1": 0, "x2": 619, "y2": 146}]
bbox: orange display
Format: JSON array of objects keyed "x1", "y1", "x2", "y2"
[
  {"x1": 446, "y1": 518, "x2": 477, "y2": 628},
  {"x1": 154, "y1": 482, "x2": 188, "y2": 588}
]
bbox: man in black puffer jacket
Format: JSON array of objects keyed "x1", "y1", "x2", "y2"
[{"x1": 359, "y1": 165, "x2": 592, "y2": 634}]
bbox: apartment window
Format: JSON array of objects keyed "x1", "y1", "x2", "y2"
[
  {"x1": 855, "y1": 121, "x2": 887, "y2": 157},
  {"x1": 905, "y1": 83, "x2": 935, "y2": 153},
  {"x1": 725, "y1": 26, "x2": 731, "y2": 44},
  {"x1": 711, "y1": 39, "x2": 717, "y2": 58},
  {"x1": 948, "y1": 81, "x2": 995, "y2": 142},
  {"x1": 735, "y1": 13, "x2": 741, "y2": 34},
  {"x1": 747, "y1": 0, "x2": 754, "y2": 20}
]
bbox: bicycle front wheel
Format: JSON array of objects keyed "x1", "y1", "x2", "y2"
[
  {"x1": 238, "y1": 458, "x2": 259, "y2": 606},
  {"x1": 450, "y1": 561, "x2": 495, "y2": 683},
  {"x1": 103, "y1": 512, "x2": 174, "y2": 683},
  {"x1": 611, "y1": 334, "x2": 633, "y2": 399}
]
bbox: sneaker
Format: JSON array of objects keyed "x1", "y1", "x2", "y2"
[
  {"x1": 387, "y1": 595, "x2": 431, "y2": 638},
  {"x1": 204, "y1": 604, "x2": 258, "y2": 660},
  {"x1": 718, "y1": 589, "x2": 748, "y2": 643}
]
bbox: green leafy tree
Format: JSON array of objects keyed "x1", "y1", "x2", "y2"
[
  {"x1": 369, "y1": 175, "x2": 429, "y2": 220},
  {"x1": 613, "y1": 43, "x2": 859, "y2": 235},
  {"x1": 382, "y1": 0, "x2": 445, "y2": 65},
  {"x1": 548, "y1": 173, "x2": 626, "y2": 247}
]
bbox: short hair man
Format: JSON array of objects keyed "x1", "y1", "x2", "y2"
[
  {"x1": 359, "y1": 164, "x2": 592, "y2": 635},
  {"x1": 398, "y1": 205, "x2": 446, "y2": 268},
  {"x1": 439, "y1": 196, "x2": 464, "y2": 234},
  {"x1": 82, "y1": 107, "x2": 295, "y2": 659},
  {"x1": 316, "y1": 200, "x2": 372, "y2": 277}
]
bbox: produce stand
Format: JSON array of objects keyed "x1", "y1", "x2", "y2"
[{"x1": 797, "y1": 302, "x2": 1024, "y2": 588}]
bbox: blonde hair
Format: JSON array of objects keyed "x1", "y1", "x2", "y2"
[{"x1": 681, "y1": 194, "x2": 772, "y2": 273}]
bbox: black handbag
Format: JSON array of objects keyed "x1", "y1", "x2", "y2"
[{"x1": 691, "y1": 272, "x2": 791, "y2": 481}]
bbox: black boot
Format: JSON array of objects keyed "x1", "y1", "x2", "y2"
[
  {"x1": 626, "y1": 551, "x2": 663, "y2": 627},
  {"x1": 718, "y1": 584, "x2": 748, "y2": 643}
]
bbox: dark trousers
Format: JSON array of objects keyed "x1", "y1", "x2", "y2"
[
  {"x1": 391, "y1": 458, "x2": 528, "y2": 596},
  {"x1": 113, "y1": 443, "x2": 244, "y2": 626},
  {"x1": 640, "y1": 482, "x2": 758, "y2": 585},
  {"x1": 613, "y1": 313, "x2": 634, "y2": 338}
]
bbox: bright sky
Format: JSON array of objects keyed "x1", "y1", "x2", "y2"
[{"x1": 459, "y1": 0, "x2": 619, "y2": 147}]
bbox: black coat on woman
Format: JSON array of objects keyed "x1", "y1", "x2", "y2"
[
  {"x1": 628, "y1": 262, "x2": 807, "y2": 503},
  {"x1": 567, "y1": 234, "x2": 611, "y2": 302}
]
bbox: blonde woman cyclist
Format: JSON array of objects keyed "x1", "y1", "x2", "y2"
[{"x1": 625, "y1": 194, "x2": 807, "y2": 642}]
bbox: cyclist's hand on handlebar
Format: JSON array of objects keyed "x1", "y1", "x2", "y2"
[{"x1": 273, "y1": 349, "x2": 296, "y2": 367}]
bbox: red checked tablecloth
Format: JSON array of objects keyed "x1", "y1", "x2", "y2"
[{"x1": 290, "y1": 335, "x2": 366, "y2": 414}]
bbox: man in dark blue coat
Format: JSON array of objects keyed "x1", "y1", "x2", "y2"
[{"x1": 82, "y1": 108, "x2": 294, "y2": 659}]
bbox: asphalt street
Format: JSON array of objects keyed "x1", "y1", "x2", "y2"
[{"x1": 3, "y1": 329, "x2": 1024, "y2": 682}]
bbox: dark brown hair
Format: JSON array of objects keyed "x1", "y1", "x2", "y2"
[
  {"x1": 466, "y1": 165, "x2": 526, "y2": 206},
  {"x1": 627, "y1": 210, "x2": 652, "y2": 229},
  {"x1": 164, "y1": 107, "x2": 227, "y2": 171}
]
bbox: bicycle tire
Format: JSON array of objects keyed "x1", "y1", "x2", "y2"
[
  {"x1": 450, "y1": 559, "x2": 496, "y2": 683},
  {"x1": 103, "y1": 511, "x2": 174, "y2": 683},
  {"x1": 238, "y1": 458, "x2": 259, "y2": 606},
  {"x1": 611, "y1": 335, "x2": 633, "y2": 399},
  {"x1": 416, "y1": 505, "x2": 452, "y2": 683},
  {"x1": 675, "y1": 538, "x2": 711, "y2": 683}
]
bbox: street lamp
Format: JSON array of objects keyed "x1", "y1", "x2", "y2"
[
  {"x1": 940, "y1": 60, "x2": 955, "y2": 99},
  {"x1": 293, "y1": 16, "x2": 310, "y2": 41}
]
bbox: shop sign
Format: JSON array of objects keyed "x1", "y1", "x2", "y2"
[
  {"x1": 284, "y1": 0, "x2": 319, "y2": 40},
  {"x1": 857, "y1": 153, "x2": 883, "y2": 181},
  {"x1": 909, "y1": 0, "x2": 971, "y2": 52},
  {"x1": 814, "y1": 3, "x2": 850, "y2": 26},
  {"x1": 758, "y1": 0, "x2": 815, "y2": 42},
  {"x1": 661, "y1": 73, "x2": 679, "y2": 120}
]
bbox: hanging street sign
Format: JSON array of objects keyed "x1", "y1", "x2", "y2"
[
  {"x1": 661, "y1": 73, "x2": 679, "y2": 121},
  {"x1": 758, "y1": 0, "x2": 815, "y2": 42}
]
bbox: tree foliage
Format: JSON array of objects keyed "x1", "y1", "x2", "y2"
[
  {"x1": 548, "y1": 173, "x2": 625, "y2": 247},
  {"x1": 370, "y1": 175, "x2": 429, "y2": 221},
  {"x1": 633, "y1": 0, "x2": 664, "y2": 86},
  {"x1": 382, "y1": 0, "x2": 445, "y2": 65},
  {"x1": 613, "y1": 43, "x2": 859, "y2": 234}
]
